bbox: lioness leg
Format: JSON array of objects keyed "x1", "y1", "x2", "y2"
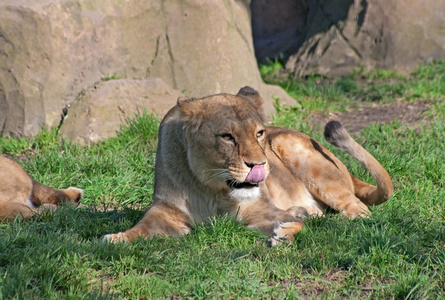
[
  {"x1": 270, "y1": 131, "x2": 369, "y2": 217},
  {"x1": 31, "y1": 180, "x2": 83, "y2": 206},
  {"x1": 314, "y1": 188, "x2": 370, "y2": 218},
  {"x1": 237, "y1": 199, "x2": 304, "y2": 245},
  {"x1": 103, "y1": 202, "x2": 193, "y2": 243},
  {"x1": 0, "y1": 202, "x2": 34, "y2": 222},
  {"x1": 0, "y1": 202, "x2": 59, "y2": 222},
  {"x1": 286, "y1": 206, "x2": 309, "y2": 219}
]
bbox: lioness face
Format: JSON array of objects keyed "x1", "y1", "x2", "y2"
[{"x1": 183, "y1": 95, "x2": 270, "y2": 200}]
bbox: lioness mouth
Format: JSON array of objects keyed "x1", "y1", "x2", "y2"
[{"x1": 227, "y1": 180, "x2": 259, "y2": 189}]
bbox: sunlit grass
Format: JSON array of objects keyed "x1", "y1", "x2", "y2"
[{"x1": 262, "y1": 58, "x2": 445, "y2": 114}]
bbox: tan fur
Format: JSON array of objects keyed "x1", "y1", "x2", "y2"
[
  {"x1": 0, "y1": 155, "x2": 83, "y2": 222},
  {"x1": 103, "y1": 87, "x2": 392, "y2": 245}
]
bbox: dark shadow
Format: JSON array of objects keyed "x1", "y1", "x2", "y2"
[
  {"x1": 251, "y1": 0, "x2": 364, "y2": 62},
  {"x1": 357, "y1": 0, "x2": 368, "y2": 29}
]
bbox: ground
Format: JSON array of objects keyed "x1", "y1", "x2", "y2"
[{"x1": 308, "y1": 99, "x2": 431, "y2": 134}]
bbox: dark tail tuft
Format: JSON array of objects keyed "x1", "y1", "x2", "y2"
[{"x1": 324, "y1": 120, "x2": 348, "y2": 148}]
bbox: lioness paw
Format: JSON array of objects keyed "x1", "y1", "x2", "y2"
[
  {"x1": 286, "y1": 206, "x2": 309, "y2": 219},
  {"x1": 63, "y1": 187, "x2": 84, "y2": 204},
  {"x1": 341, "y1": 205, "x2": 371, "y2": 219},
  {"x1": 268, "y1": 221, "x2": 304, "y2": 247},
  {"x1": 102, "y1": 232, "x2": 128, "y2": 244}
]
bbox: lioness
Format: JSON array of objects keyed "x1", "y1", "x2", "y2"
[
  {"x1": 104, "y1": 87, "x2": 392, "y2": 245},
  {"x1": 0, "y1": 155, "x2": 83, "y2": 222}
]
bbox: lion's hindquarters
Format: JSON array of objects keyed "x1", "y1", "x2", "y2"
[
  {"x1": 0, "y1": 201, "x2": 36, "y2": 222},
  {"x1": 269, "y1": 130, "x2": 371, "y2": 217},
  {"x1": 0, "y1": 156, "x2": 83, "y2": 222}
]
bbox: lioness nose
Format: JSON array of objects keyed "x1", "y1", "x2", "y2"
[{"x1": 245, "y1": 161, "x2": 266, "y2": 168}]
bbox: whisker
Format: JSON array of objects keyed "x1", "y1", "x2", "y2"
[
  {"x1": 227, "y1": 179, "x2": 237, "y2": 189},
  {"x1": 202, "y1": 169, "x2": 233, "y2": 185},
  {"x1": 202, "y1": 168, "x2": 227, "y2": 174}
]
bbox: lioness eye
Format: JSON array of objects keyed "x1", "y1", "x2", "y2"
[
  {"x1": 221, "y1": 134, "x2": 235, "y2": 142},
  {"x1": 256, "y1": 130, "x2": 265, "y2": 138}
]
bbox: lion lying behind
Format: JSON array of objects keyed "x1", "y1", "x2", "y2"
[
  {"x1": 104, "y1": 87, "x2": 392, "y2": 245},
  {"x1": 0, "y1": 155, "x2": 83, "y2": 222}
]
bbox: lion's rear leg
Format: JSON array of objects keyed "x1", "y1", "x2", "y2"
[
  {"x1": 286, "y1": 184, "x2": 370, "y2": 218},
  {"x1": 103, "y1": 202, "x2": 193, "y2": 243},
  {"x1": 0, "y1": 201, "x2": 58, "y2": 222},
  {"x1": 0, "y1": 202, "x2": 33, "y2": 222},
  {"x1": 350, "y1": 175, "x2": 388, "y2": 206},
  {"x1": 270, "y1": 131, "x2": 370, "y2": 218},
  {"x1": 286, "y1": 185, "x2": 370, "y2": 218},
  {"x1": 321, "y1": 188, "x2": 370, "y2": 218}
]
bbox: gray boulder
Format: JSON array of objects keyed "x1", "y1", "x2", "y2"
[
  {"x1": 0, "y1": 0, "x2": 294, "y2": 139},
  {"x1": 59, "y1": 78, "x2": 183, "y2": 144},
  {"x1": 251, "y1": 0, "x2": 445, "y2": 77}
]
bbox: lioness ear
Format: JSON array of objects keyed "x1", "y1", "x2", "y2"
[
  {"x1": 176, "y1": 97, "x2": 204, "y2": 132},
  {"x1": 177, "y1": 97, "x2": 202, "y2": 116},
  {"x1": 237, "y1": 86, "x2": 266, "y2": 119}
]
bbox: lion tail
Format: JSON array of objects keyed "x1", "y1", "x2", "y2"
[{"x1": 324, "y1": 120, "x2": 393, "y2": 206}]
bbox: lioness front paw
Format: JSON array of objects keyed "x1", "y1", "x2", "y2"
[
  {"x1": 267, "y1": 236, "x2": 290, "y2": 247},
  {"x1": 267, "y1": 221, "x2": 304, "y2": 247},
  {"x1": 286, "y1": 206, "x2": 309, "y2": 219},
  {"x1": 102, "y1": 232, "x2": 128, "y2": 244}
]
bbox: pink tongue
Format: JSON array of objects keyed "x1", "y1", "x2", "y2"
[{"x1": 245, "y1": 165, "x2": 266, "y2": 183}]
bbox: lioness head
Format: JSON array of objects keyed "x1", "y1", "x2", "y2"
[{"x1": 177, "y1": 87, "x2": 270, "y2": 200}]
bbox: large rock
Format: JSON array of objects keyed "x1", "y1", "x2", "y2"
[
  {"x1": 0, "y1": 0, "x2": 294, "y2": 139},
  {"x1": 59, "y1": 78, "x2": 183, "y2": 144},
  {"x1": 251, "y1": 0, "x2": 445, "y2": 77}
]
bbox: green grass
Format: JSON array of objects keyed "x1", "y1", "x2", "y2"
[
  {"x1": 0, "y1": 62, "x2": 444, "y2": 298},
  {"x1": 263, "y1": 59, "x2": 445, "y2": 117}
]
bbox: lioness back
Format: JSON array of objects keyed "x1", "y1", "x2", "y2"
[
  {"x1": 0, "y1": 155, "x2": 83, "y2": 222},
  {"x1": 104, "y1": 87, "x2": 392, "y2": 245}
]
